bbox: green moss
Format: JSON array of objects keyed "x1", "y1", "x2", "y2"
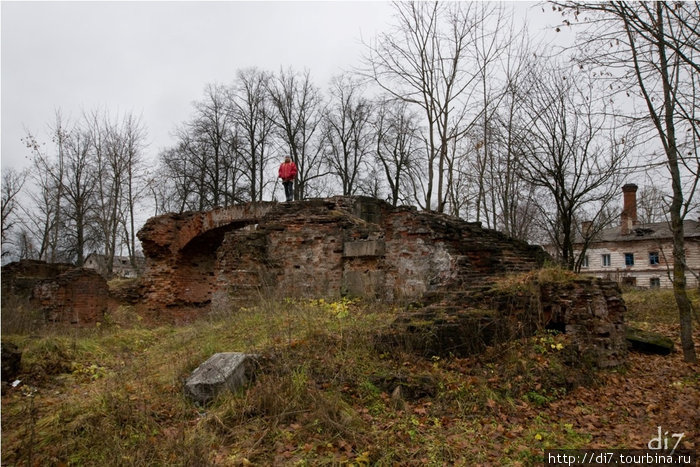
[{"x1": 625, "y1": 327, "x2": 674, "y2": 355}]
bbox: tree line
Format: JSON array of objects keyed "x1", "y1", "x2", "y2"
[
  {"x1": 3, "y1": 111, "x2": 145, "y2": 273},
  {"x1": 1, "y1": 2, "x2": 697, "y2": 359}
]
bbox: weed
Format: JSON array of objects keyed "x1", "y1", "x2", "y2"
[
  {"x1": 0, "y1": 295, "x2": 45, "y2": 335},
  {"x1": 624, "y1": 288, "x2": 699, "y2": 325},
  {"x1": 2, "y1": 289, "x2": 691, "y2": 465}
]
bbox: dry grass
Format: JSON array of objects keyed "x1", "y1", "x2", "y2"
[
  {"x1": 624, "y1": 287, "x2": 699, "y2": 326},
  {"x1": 2, "y1": 287, "x2": 698, "y2": 465}
]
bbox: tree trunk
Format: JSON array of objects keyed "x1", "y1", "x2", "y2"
[{"x1": 656, "y1": 2, "x2": 696, "y2": 363}]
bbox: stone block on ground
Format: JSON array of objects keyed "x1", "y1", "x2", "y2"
[
  {"x1": 625, "y1": 327, "x2": 674, "y2": 355},
  {"x1": 184, "y1": 352, "x2": 259, "y2": 404}
]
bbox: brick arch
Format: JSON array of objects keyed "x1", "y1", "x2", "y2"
[
  {"x1": 137, "y1": 203, "x2": 274, "y2": 308},
  {"x1": 138, "y1": 203, "x2": 274, "y2": 260}
]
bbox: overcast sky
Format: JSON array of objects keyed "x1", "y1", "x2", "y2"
[
  {"x1": 1, "y1": 1, "x2": 399, "y2": 171},
  {"x1": 1, "y1": 1, "x2": 560, "y2": 173}
]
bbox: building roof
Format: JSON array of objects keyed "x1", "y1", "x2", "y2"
[{"x1": 585, "y1": 219, "x2": 700, "y2": 244}]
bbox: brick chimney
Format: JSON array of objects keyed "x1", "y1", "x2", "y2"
[
  {"x1": 620, "y1": 183, "x2": 638, "y2": 235},
  {"x1": 581, "y1": 221, "x2": 593, "y2": 237}
]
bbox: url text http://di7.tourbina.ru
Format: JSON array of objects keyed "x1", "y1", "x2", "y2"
[{"x1": 545, "y1": 426, "x2": 697, "y2": 466}]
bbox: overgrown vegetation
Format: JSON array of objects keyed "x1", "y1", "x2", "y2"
[
  {"x1": 2, "y1": 289, "x2": 698, "y2": 465},
  {"x1": 490, "y1": 266, "x2": 580, "y2": 294},
  {"x1": 624, "y1": 288, "x2": 700, "y2": 326}
]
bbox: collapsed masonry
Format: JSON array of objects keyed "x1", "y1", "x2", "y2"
[
  {"x1": 0, "y1": 197, "x2": 628, "y2": 367},
  {"x1": 384, "y1": 274, "x2": 628, "y2": 368},
  {"x1": 137, "y1": 197, "x2": 549, "y2": 308},
  {"x1": 137, "y1": 197, "x2": 627, "y2": 367},
  {"x1": 1, "y1": 260, "x2": 109, "y2": 324}
]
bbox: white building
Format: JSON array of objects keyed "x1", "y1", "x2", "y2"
[
  {"x1": 84, "y1": 253, "x2": 145, "y2": 279},
  {"x1": 576, "y1": 184, "x2": 700, "y2": 289}
]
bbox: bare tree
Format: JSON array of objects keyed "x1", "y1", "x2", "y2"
[
  {"x1": 323, "y1": 74, "x2": 374, "y2": 196},
  {"x1": 517, "y1": 63, "x2": 633, "y2": 270},
  {"x1": 173, "y1": 128, "x2": 211, "y2": 211},
  {"x1": 467, "y1": 3, "x2": 511, "y2": 226},
  {"x1": 87, "y1": 110, "x2": 147, "y2": 274},
  {"x1": 157, "y1": 143, "x2": 201, "y2": 212},
  {"x1": 490, "y1": 58, "x2": 541, "y2": 240},
  {"x1": 120, "y1": 114, "x2": 147, "y2": 268},
  {"x1": 20, "y1": 155, "x2": 58, "y2": 261},
  {"x1": 267, "y1": 68, "x2": 327, "y2": 200},
  {"x1": 21, "y1": 114, "x2": 70, "y2": 263},
  {"x1": 636, "y1": 185, "x2": 670, "y2": 224},
  {"x1": 149, "y1": 150, "x2": 188, "y2": 215},
  {"x1": 158, "y1": 84, "x2": 242, "y2": 212},
  {"x1": 1, "y1": 168, "x2": 27, "y2": 258},
  {"x1": 556, "y1": 0, "x2": 699, "y2": 362},
  {"x1": 60, "y1": 128, "x2": 97, "y2": 265},
  {"x1": 363, "y1": 2, "x2": 491, "y2": 212},
  {"x1": 89, "y1": 110, "x2": 121, "y2": 273},
  {"x1": 19, "y1": 109, "x2": 147, "y2": 271},
  {"x1": 477, "y1": 14, "x2": 542, "y2": 240},
  {"x1": 15, "y1": 229, "x2": 37, "y2": 261},
  {"x1": 231, "y1": 68, "x2": 275, "y2": 202},
  {"x1": 373, "y1": 98, "x2": 423, "y2": 206},
  {"x1": 190, "y1": 84, "x2": 239, "y2": 207}
]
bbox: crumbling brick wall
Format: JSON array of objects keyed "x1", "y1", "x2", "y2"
[
  {"x1": 138, "y1": 196, "x2": 549, "y2": 309},
  {"x1": 1, "y1": 259, "x2": 74, "y2": 298},
  {"x1": 382, "y1": 275, "x2": 627, "y2": 368},
  {"x1": 32, "y1": 269, "x2": 109, "y2": 324},
  {"x1": 540, "y1": 278, "x2": 627, "y2": 368},
  {"x1": 1, "y1": 260, "x2": 109, "y2": 325}
]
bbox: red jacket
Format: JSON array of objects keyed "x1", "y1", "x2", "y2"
[{"x1": 278, "y1": 161, "x2": 298, "y2": 181}]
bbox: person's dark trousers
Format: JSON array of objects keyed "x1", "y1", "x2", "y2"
[{"x1": 283, "y1": 181, "x2": 294, "y2": 202}]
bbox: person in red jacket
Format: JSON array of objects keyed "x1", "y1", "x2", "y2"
[{"x1": 278, "y1": 156, "x2": 298, "y2": 202}]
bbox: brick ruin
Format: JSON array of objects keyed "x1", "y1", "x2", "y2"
[
  {"x1": 1, "y1": 259, "x2": 109, "y2": 324},
  {"x1": 135, "y1": 196, "x2": 627, "y2": 367},
  {"x1": 1, "y1": 197, "x2": 629, "y2": 367},
  {"x1": 385, "y1": 275, "x2": 628, "y2": 367},
  {"x1": 136, "y1": 197, "x2": 549, "y2": 309}
]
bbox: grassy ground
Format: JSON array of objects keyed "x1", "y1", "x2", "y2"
[{"x1": 1, "y1": 289, "x2": 698, "y2": 466}]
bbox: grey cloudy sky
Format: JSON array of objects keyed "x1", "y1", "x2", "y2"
[
  {"x1": 1, "y1": 1, "x2": 401, "y2": 170},
  {"x1": 2, "y1": 1, "x2": 559, "y2": 172}
]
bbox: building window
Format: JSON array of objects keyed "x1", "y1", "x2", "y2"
[
  {"x1": 650, "y1": 278, "x2": 660, "y2": 288},
  {"x1": 582, "y1": 255, "x2": 589, "y2": 268},
  {"x1": 649, "y1": 252, "x2": 659, "y2": 265},
  {"x1": 622, "y1": 276, "x2": 637, "y2": 286},
  {"x1": 602, "y1": 254, "x2": 611, "y2": 267},
  {"x1": 624, "y1": 253, "x2": 634, "y2": 266}
]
